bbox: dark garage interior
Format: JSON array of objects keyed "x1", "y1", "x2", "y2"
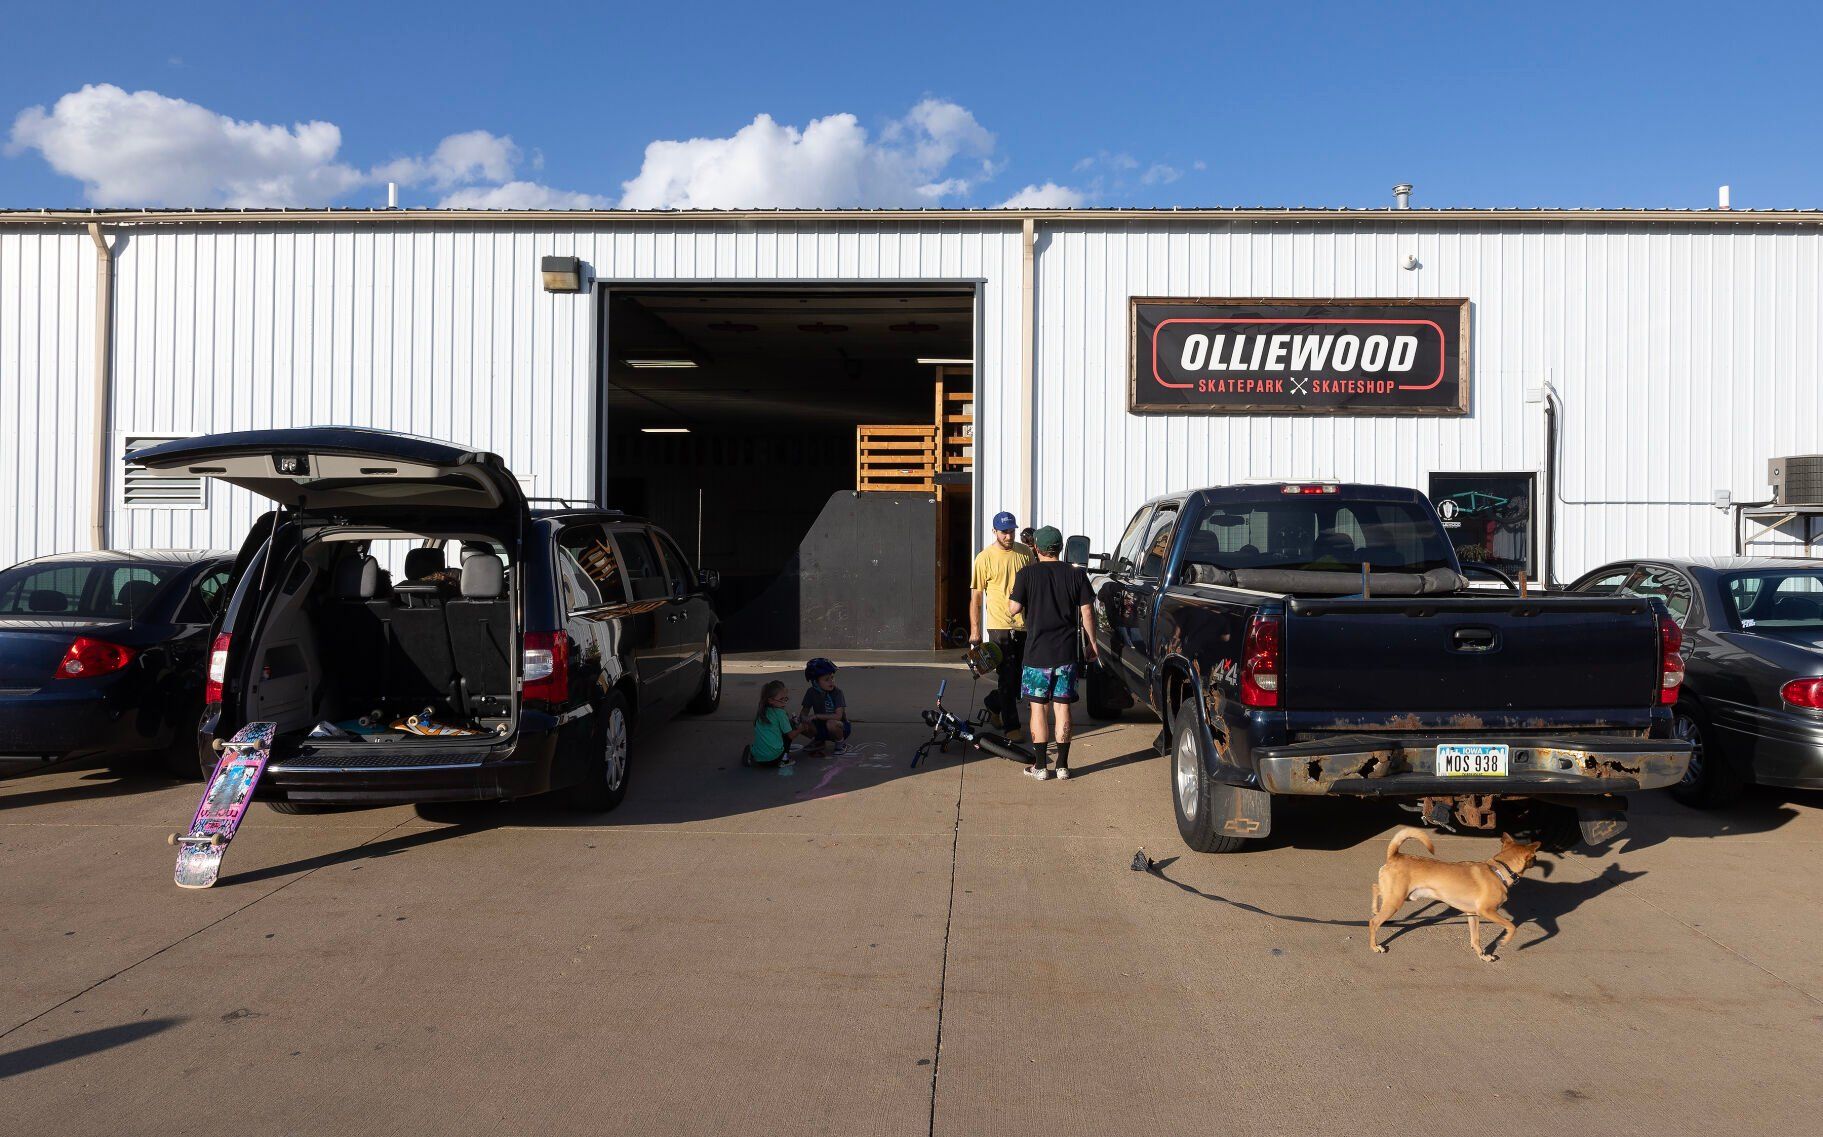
[{"x1": 601, "y1": 286, "x2": 976, "y2": 652}]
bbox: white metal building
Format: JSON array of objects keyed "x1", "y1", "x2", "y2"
[{"x1": 4, "y1": 206, "x2": 1822, "y2": 638}]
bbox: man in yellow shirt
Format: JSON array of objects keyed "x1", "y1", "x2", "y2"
[{"x1": 970, "y1": 511, "x2": 1036, "y2": 732}]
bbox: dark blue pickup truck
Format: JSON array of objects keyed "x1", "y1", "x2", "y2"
[{"x1": 1070, "y1": 483, "x2": 1691, "y2": 853}]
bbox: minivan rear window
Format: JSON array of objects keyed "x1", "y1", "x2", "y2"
[
  {"x1": 1183, "y1": 498, "x2": 1453, "y2": 574},
  {"x1": 0, "y1": 562, "x2": 180, "y2": 618}
]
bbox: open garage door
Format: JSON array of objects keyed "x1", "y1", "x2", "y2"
[{"x1": 600, "y1": 285, "x2": 976, "y2": 653}]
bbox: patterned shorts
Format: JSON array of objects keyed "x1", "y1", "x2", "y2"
[{"x1": 1021, "y1": 662, "x2": 1079, "y2": 703}]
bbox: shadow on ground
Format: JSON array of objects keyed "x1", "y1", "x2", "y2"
[
  {"x1": 0, "y1": 769, "x2": 176, "y2": 811},
  {"x1": 0, "y1": 1018, "x2": 183, "y2": 1080}
]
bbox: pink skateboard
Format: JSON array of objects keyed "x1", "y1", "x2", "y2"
[{"x1": 168, "y1": 721, "x2": 276, "y2": 889}]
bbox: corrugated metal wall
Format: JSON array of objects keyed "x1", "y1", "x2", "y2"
[
  {"x1": 1034, "y1": 222, "x2": 1823, "y2": 576},
  {"x1": 3, "y1": 216, "x2": 1820, "y2": 581}
]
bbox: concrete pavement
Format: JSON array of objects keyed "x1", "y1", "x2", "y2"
[{"x1": 3, "y1": 658, "x2": 1819, "y2": 1135}]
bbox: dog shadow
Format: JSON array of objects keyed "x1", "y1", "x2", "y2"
[{"x1": 1507, "y1": 864, "x2": 1648, "y2": 951}]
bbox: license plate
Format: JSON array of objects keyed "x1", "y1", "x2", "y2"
[{"x1": 1437, "y1": 743, "x2": 1509, "y2": 777}]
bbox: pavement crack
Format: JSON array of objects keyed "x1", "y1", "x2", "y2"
[
  {"x1": 926, "y1": 752, "x2": 964, "y2": 1136},
  {"x1": 0, "y1": 817, "x2": 415, "y2": 1042}
]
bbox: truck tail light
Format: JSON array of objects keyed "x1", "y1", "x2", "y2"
[
  {"x1": 523, "y1": 631, "x2": 569, "y2": 704},
  {"x1": 1280, "y1": 483, "x2": 1338, "y2": 495},
  {"x1": 54, "y1": 636, "x2": 137, "y2": 680},
  {"x1": 1780, "y1": 677, "x2": 1823, "y2": 709},
  {"x1": 1658, "y1": 615, "x2": 1684, "y2": 706},
  {"x1": 1240, "y1": 614, "x2": 1282, "y2": 708},
  {"x1": 204, "y1": 633, "x2": 231, "y2": 705}
]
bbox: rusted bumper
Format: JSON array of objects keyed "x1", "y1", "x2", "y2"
[{"x1": 1252, "y1": 735, "x2": 1691, "y2": 797}]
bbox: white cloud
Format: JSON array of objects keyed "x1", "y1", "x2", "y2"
[
  {"x1": 617, "y1": 99, "x2": 997, "y2": 209},
  {"x1": 8, "y1": 84, "x2": 364, "y2": 207},
  {"x1": 437, "y1": 181, "x2": 610, "y2": 209},
  {"x1": 996, "y1": 182, "x2": 1087, "y2": 209},
  {"x1": 1141, "y1": 163, "x2": 1182, "y2": 186},
  {"x1": 6, "y1": 83, "x2": 596, "y2": 209}
]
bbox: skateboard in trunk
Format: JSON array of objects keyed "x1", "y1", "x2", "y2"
[{"x1": 168, "y1": 721, "x2": 277, "y2": 889}]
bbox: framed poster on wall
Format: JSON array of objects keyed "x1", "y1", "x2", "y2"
[
  {"x1": 1129, "y1": 297, "x2": 1471, "y2": 416},
  {"x1": 1428, "y1": 472, "x2": 1536, "y2": 577}
]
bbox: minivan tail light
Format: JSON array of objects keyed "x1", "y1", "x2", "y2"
[
  {"x1": 55, "y1": 637, "x2": 137, "y2": 680},
  {"x1": 204, "y1": 633, "x2": 231, "y2": 705},
  {"x1": 1658, "y1": 615, "x2": 1684, "y2": 706},
  {"x1": 523, "y1": 631, "x2": 569, "y2": 704},
  {"x1": 1780, "y1": 677, "x2": 1823, "y2": 710},
  {"x1": 1239, "y1": 614, "x2": 1282, "y2": 708}
]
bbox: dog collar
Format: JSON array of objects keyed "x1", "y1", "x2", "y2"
[{"x1": 1489, "y1": 862, "x2": 1517, "y2": 886}]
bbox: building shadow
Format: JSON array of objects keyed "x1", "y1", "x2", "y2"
[
  {"x1": 222, "y1": 823, "x2": 486, "y2": 887},
  {"x1": 0, "y1": 1017, "x2": 182, "y2": 1080}
]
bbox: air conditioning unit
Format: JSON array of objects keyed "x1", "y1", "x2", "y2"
[{"x1": 1768, "y1": 455, "x2": 1823, "y2": 506}]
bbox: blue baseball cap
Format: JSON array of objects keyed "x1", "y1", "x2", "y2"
[{"x1": 992, "y1": 511, "x2": 1018, "y2": 532}]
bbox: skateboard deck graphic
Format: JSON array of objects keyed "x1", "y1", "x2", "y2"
[{"x1": 170, "y1": 721, "x2": 276, "y2": 889}]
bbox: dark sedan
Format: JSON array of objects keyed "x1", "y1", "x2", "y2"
[
  {"x1": 0, "y1": 550, "x2": 232, "y2": 779},
  {"x1": 1569, "y1": 557, "x2": 1823, "y2": 806}
]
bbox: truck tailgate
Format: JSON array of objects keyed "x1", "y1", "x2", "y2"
[{"x1": 1284, "y1": 596, "x2": 1659, "y2": 713}]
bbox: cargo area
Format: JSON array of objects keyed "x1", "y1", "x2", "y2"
[{"x1": 238, "y1": 534, "x2": 518, "y2": 748}]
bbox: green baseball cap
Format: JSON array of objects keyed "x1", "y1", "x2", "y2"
[{"x1": 1033, "y1": 525, "x2": 1063, "y2": 553}]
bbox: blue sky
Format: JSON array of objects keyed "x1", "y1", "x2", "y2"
[{"x1": 2, "y1": 0, "x2": 1818, "y2": 210}]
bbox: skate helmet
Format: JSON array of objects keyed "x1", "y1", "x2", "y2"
[{"x1": 804, "y1": 657, "x2": 838, "y2": 682}]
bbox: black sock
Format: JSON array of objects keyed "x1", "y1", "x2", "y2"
[
  {"x1": 1034, "y1": 742, "x2": 1051, "y2": 768},
  {"x1": 1054, "y1": 742, "x2": 1072, "y2": 771}
]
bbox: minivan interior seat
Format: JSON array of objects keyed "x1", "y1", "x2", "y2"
[
  {"x1": 394, "y1": 547, "x2": 451, "y2": 608},
  {"x1": 445, "y1": 553, "x2": 511, "y2": 717},
  {"x1": 326, "y1": 554, "x2": 386, "y2": 705}
]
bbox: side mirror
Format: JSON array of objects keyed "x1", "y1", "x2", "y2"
[
  {"x1": 697, "y1": 568, "x2": 721, "y2": 591},
  {"x1": 1088, "y1": 553, "x2": 1112, "y2": 573},
  {"x1": 1063, "y1": 535, "x2": 1092, "y2": 566}
]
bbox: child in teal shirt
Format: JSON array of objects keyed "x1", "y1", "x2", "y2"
[{"x1": 744, "y1": 680, "x2": 812, "y2": 767}]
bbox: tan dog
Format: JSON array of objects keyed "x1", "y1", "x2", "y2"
[{"x1": 1368, "y1": 827, "x2": 1541, "y2": 962}]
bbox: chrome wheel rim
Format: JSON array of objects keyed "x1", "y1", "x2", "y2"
[
  {"x1": 605, "y1": 707, "x2": 629, "y2": 791},
  {"x1": 1674, "y1": 713, "x2": 1704, "y2": 787},
  {"x1": 1175, "y1": 730, "x2": 1200, "y2": 819},
  {"x1": 707, "y1": 643, "x2": 721, "y2": 702}
]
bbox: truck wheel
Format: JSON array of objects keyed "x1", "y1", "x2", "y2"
[
  {"x1": 1669, "y1": 708, "x2": 1743, "y2": 809},
  {"x1": 1171, "y1": 706, "x2": 1247, "y2": 854},
  {"x1": 1084, "y1": 662, "x2": 1128, "y2": 721},
  {"x1": 685, "y1": 637, "x2": 722, "y2": 715},
  {"x1": 571, "y1": 691, "x2": 632, "y2": 812}
]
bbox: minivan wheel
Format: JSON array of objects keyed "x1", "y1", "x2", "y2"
[
  {"x1": 686, "y1": 638, "x2": 722, "y2": 715},
  {"x1": 571, "y1": 691, "x2": 632, "y2": 812},
  {"x1": 1171, "y1": 704, "x2": 1247, "y2": 854}
]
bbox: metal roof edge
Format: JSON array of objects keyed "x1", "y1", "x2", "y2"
[{"x1": 5, "y1": 207, "x2": 1823, "y2": 227}]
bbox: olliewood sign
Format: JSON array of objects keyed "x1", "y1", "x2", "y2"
[{"x1": 1130, "y1": 298, "x2": 1471, "y2": 416}]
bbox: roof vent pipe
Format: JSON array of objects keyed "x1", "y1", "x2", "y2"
[
  {"x1": 387, "y1": 182, "x2": 398, "y2": 209},
  {"x1": 1718, "y1": 185, "x2": 1731, "y2": 210},
  {"x1": 1392, "y1": 183, "x2": 1413, "y2": 209}
]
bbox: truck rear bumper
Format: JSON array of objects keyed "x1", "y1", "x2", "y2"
[{"x1": 1253, "y1": 735, "x2": 1691, "y2": 796}]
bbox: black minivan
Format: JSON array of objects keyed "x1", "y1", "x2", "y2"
[{"x1": 132, "y1": 428, "x2": 721, "y2": 811}]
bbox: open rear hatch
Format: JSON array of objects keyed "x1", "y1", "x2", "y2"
[{"x1": 134, "y1": 429, "x2": 528, "y2": 758}]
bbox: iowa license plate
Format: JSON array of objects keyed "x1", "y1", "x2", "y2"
[{"x1": 1437, "y1": 743, "x2": 1509, "y2": 777}]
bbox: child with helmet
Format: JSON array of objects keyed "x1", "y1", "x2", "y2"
[{"x1": 800, "y1": 657, "x2": 853, "y2": 755}]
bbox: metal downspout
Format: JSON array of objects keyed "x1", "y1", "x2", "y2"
[
  {"x1": 87, "y1": 223, "x2": 114, "y2": 551},
  {"x1": 1019, "y1": 217, "x2": 1036, "y2": 523}
]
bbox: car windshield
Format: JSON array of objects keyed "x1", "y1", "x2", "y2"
[
  {"x1": 0, "y1": 561, "x2": 181, "y2": 618},
  {"x1": 1182, "y1": 496, "x2": 1456, "y2": 574},
  {"x1": 1723, "y1": 570, "x2": 1823, "y2": 630}
]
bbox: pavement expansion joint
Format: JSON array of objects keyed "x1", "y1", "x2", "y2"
[{"x1": 925, "y1": 748, "x2": 965, "y2": 1135}]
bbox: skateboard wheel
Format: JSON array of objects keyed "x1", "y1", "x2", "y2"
[
  {"x1": 408, "y1": 715, "x2": 423, "y2": 727},
  {"x1": 211, "y1": 835, "x2": 227, "y2": 848},
  {"x1": 167, "y1": 833, "x2": 178, "y2": 846},
  {"x1": 212, "y1": 737, "x2": 226, "y2": 752}
]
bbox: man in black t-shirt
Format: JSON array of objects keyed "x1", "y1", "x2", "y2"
[{"x1": 1007, "y1": 526, "x2": 1099, "y2": 780}]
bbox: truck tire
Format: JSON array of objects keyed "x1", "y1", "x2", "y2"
[
  {"x1": 1669, "y1": 707, "x2": 1743, "y2": 809},
  {"x1": 570, "y1": 690, "x2": 632, "y2": 812},
  {"x1": 685, "y1": 637, "x2": 722, "y2": 715},
  {"x1": 1170, "y1": 705, "x2": 1248, "y2": 854},
  {"x1": 1084, "y1": 662, "x2": 1128, "y2": 721}
]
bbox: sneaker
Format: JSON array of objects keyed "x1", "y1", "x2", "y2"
[
  {"x1": 1004, "y1": 727, "x2": 1025, "y2": 743},
  {"x1": 1024, "y1": 764, "x2": 1051, "y2": 780},
  {"x1": 1053, "y1": 767, "x2": 1071, "y2": 780},
  {"x1": 832, "y1": 741, "x2": 848, "y2": 755},
  {"x1": 778, "y1": 755, "x2": 795, "y2": 768}
]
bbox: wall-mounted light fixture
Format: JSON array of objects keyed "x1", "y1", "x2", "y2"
[
  {"x1": 640, "y1": 427, "x2": 692, "y2": 434},
  {"x1": 916, "y1": 357, "x2": 973, "y2": 365},
  {"x1": 540, "y1": 255, "x2": 585, "y2": 293},
  {"x1": 623, "y1": 358, "x2": 698, "y2": 369}
]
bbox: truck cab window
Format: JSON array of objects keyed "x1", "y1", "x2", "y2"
[
  {"x1": 1136, "y1": 505, "x2": 1180, "y2": 581},
  {"x1": 1112, "y1": 507, "x2": 1153, "y2": 574}
]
